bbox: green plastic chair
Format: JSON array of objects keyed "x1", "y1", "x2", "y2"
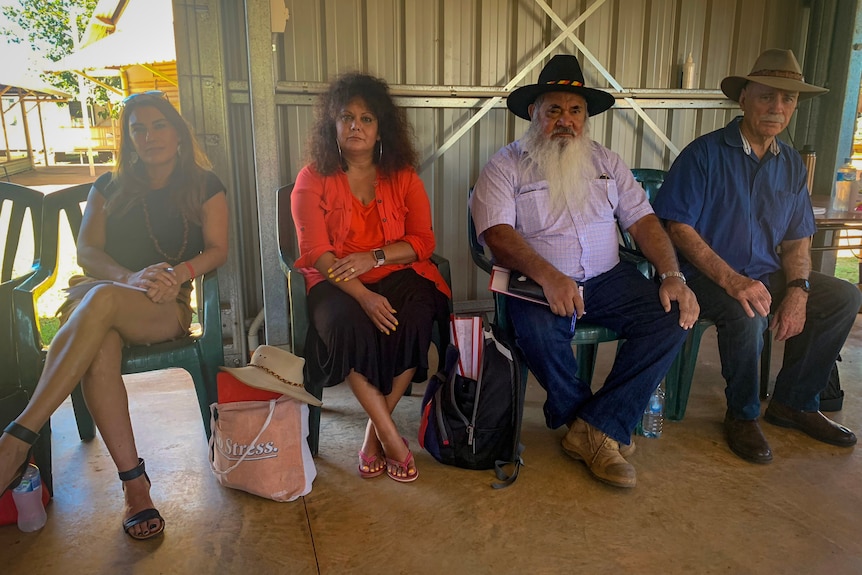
[
  {"x1": 468, "y1": 170, "x2": 667, "y2": 386},
  {"x1": 467, "y1": 186, "x2": 629, "y2": 387},
  {"x1": 0, "y1": 182, "x2": 54, "y2": 492},
  {"x1": 13, "y1": 182, "x2": 224, "y2": 441},
  {"x1": 628, "y1": 169, "x2": 772, "y2": 419},
  {"x1": 276, "y1": 183, "x2": 452, "y2": 456}
]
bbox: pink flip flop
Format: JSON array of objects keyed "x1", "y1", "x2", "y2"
[
  {"x1": 358, "y1": 449, "x2": 385, "y2": 478},
  {"x1": 385, "y1": 437, "x2": 419, "y2": 483}
]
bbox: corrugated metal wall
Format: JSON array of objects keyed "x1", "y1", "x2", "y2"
[
  {"x1": 269, "y1": 0, "x2": 806, "y2": 302},
  {"x1": 207, "y1": 0, "x2": 820, "y2": 351}
]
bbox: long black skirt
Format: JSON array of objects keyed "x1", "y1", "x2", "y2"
[{"x1": 305, "y1": 269, "x2": 450, "y2": 395}]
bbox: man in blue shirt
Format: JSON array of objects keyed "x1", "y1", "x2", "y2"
[{"x1": 654, "y1": 49, "x2": 860, "y2": 464}]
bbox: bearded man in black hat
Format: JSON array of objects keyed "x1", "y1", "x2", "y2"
[
  {"x1": 471, "y1": 54, "x2": 699, "y2": 488},
  {"x1": 654, "y1": 48, "x2": 860, "y2": 464}
]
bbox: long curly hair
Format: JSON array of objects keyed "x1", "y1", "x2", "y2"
[
  {"x1": 107, "y1": 93, "x2": 212, "y2": 225},
  {"x1": 306, "y1": 72, "x2": 418, "y2": 175}
]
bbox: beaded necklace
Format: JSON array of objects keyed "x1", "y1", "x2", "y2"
[{"x1": 142, "y1": 197, "x2": 189, "y2": 264}]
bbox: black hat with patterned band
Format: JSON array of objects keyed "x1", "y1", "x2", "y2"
[
  {"x1": 507, "y1": 54, "x2": 616, "y2": 120},
  {"x1": 720, "y1": 48, "x2": 828, "y2": 102}
]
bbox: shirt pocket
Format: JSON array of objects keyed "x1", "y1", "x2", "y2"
[
  {"x1": 582, "y1": 178, "x2": 619, "y2": 222},
  {"x1": 515, "y1": 182, "x2": 556, "y2": 236},
  {"x1": 319, "y1": 196, "x2": 347, "y2": 240},
  {"x1": 385, "y1": 204, "x2": 409, "y2": 237}
]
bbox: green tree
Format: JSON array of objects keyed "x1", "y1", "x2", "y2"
[{"x1": 0, "y1": 0, "x2": 117, "y2": 102}]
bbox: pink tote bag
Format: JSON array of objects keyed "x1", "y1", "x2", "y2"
[{"x1": 209, "y1": 396, "x2": 316, "y2": 501}]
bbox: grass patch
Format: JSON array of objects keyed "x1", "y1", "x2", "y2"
[
  {"x1": 38, "y1": 311, "x2": 199, "y2": 346},
  {"x1": 39, "y1": 317, "x2": 60, "y2": 345},
  {"x1": 835, "y1": 256, "x2": 860, "y2": 284}
]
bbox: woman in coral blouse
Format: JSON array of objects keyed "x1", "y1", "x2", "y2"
[{"x1": 292, "y1": 73, "x2": 450, "y2": 483}]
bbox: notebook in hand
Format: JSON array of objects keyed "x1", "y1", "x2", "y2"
[
  {"x1": 488, "y1": 266, "x2": 549, "y2": 306},
  {"x1": 507, "y1": 271, "x2": 547, "y2": 302}
]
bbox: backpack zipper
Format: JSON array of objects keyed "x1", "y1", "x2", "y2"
[
  {"x1": 468, "y1": 332, "x2": 489, "y2": 454},
  {"x1": 447, "y1": 341, "x2": 477, "y2": 447}
]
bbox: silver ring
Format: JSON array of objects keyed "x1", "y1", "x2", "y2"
[{"x1": 350, "y1": 267, "x2": 356, "y2": 273}]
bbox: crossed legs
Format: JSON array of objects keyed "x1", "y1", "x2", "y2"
[
  {"x1": 0, "y1": 285, "x2": 184, "y2": 536},
  {"x1": 348, "y1": 368, "x2": 417, "y2": 479}
]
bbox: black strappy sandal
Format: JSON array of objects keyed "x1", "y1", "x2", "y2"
[
  {"x1": 2, "y1": 422, "x2": 40, "y2": 493},
  {"x1": 119, "y1": 458, "x2": 165, "y2": 540}
]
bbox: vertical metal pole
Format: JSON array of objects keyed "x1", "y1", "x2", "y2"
[
  {"x1": 36, "y1": 98, "x2": 49, "y2": 166},
  {"x1": 18, "y1": 93, "x2": 34, "y2": 170},
  {"x1": 244, "y1": 0, "x2": 289, "y2": 347},
  {"x1": 0, "y1": 94, "x2": 10, "y2": 161}
]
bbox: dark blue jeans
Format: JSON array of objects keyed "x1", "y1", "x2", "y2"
[
  {"x1": 507, "y1": 261, "x2": 688, "y2": 443},
  {"x1": 688, "y1": 270, "x2": 861, "y2": 420}
]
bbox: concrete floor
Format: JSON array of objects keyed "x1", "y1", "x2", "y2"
[
  {"x1": 1, "y1": 317, "x2": 861, "y2": 574},
  {"x1": 4, "y1": 167, "x2": 862, "y2": 573}
]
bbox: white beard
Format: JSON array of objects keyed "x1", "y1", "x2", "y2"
[{"x1": 520, "y1": 118, "x2": 597, "y2": 214}]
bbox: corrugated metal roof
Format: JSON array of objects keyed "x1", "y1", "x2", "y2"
[
  {"x1": 46, "y1": 0, "x2": 174, "y2": 72},
  {"x1": 0, "y1": 71, "x2": 70, "y2": 99}
]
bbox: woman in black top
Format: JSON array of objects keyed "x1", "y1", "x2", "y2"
[{"x1": 0, "y1": 92, "x2": 228, "y2": 540}]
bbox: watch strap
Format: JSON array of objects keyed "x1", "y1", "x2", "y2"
[
  {"x1": 373, "y1": 248, "x2": 386, "y2": 268},
  {"x1": 786, "y1": 278, "x2": 811, "y2": 292},
  {"x1": 659, "y1": 271, "x2": 686, "y2": 284}
]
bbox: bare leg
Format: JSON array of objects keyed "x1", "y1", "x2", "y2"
[
  {"x1": 0, "y1": 286, "x2": 182, "y2": 496},
  {"x1": 358, "y1": 369, "x2": 415, "y2": 474},
  {"x1": 349, "y1": 368, "x2": 416, "y2": 478},
  {"x1": 80, "y1": 329, "x2": 162, "y2": 538}
]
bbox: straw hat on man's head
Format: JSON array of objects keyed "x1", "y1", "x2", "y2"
[
  {"x1": 220, "y1": 345, "x2": 322, "y2": 406},
  {"x1": 721, "y1": 48, "x2": 828, "y2": 102},
  {"x1": 507, "y1": 54, "x2": 616, "y2": 120}
]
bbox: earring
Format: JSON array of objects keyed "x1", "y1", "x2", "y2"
[
  {"x1": 378, "y1": 140, "x2": 383, "y2": 163},
  {"x1": 130, "y1": 151, "x2": 139, "y2": 164},
  {"x1": 336, "y1": 139, "x2": 346, "y2": 168},
  {"x1": 176, "y1": 143, "x2": 182, "y2": 157}
]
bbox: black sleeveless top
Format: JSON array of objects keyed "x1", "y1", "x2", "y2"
[{"x1": 95, "y1": 170, "x2": 225, "y2": 272}]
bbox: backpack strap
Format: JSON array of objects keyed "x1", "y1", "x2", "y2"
[{"x1": 490, "y1": 322, "x2": 527, "y2": 489}]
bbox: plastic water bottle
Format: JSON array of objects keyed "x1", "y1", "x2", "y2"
[
  {"x1": 641, "y1": 383, "x2": 664, "y2": 438},
  {"x1": 832, "y1": 158, "x2": 856, "y2": 212},
  {"x1": 12, "y1": 464, "x2": 47, "y2": 532}
]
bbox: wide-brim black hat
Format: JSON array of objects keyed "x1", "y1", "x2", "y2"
[{"x1": 507, "y1": 54, "x2": 616, "y2": 120}]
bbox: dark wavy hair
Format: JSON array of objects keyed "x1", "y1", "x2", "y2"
[
  {"x1": 107, "y1": 93, "x2": 212, "y2": 225},
  {"x1": 306, "y1": 72, "x2": 418, "y2": 175}
]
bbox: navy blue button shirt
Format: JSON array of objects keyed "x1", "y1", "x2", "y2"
[{"x1": 654, "y1": 116, "x2": 815, "y2": 284}]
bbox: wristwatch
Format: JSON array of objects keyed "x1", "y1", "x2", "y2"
[
  {"x1": 373, "y1": 248, "x2": 386, "y2": 268},
  {"x1": 660, "y1": 271, "x2": 686, "y2": 284},
  {"x1": 786, "y1": 278, "x2": 811, "y2": 293}
]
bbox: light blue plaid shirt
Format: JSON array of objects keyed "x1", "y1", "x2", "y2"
[{"x1": 471, "y1": 139, "x2": 653, "y2": 282}]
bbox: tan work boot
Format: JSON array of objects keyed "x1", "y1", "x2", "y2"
[{"x1": 561, "y1": 419, "x2": 637, "y2": 488}]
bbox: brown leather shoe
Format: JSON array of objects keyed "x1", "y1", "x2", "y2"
[
  {"x1": 764, "y1": 401, "x2": 857, "y2": 447},
  {"x1": 561, "y1": 419, "x2": 637, "y2": 488},
  {"x1": 565, "y1": 436, "x2": 636, "y2": 458},
  {"x1": 724, "y1": 412, "x2": 773, "y2": 464}
]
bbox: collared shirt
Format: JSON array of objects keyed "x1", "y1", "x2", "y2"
[
  {"x1": 653, "y1": 116, "x2": 816, "y2": 283},
  {"x1": 470, "y1": 139, "x2": 653, "y2": 282},
  {"x1": 292, "y1": 164, "x2": 451, "y2": 297}
]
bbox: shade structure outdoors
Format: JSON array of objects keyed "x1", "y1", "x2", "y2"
[{"x1": 46, "y1": 0, "x2": 175, "y2": 73}]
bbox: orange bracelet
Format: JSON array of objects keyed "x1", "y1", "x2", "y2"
[{"x1": 183, "y1": 261, "x2": 195, "y2": 279}]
